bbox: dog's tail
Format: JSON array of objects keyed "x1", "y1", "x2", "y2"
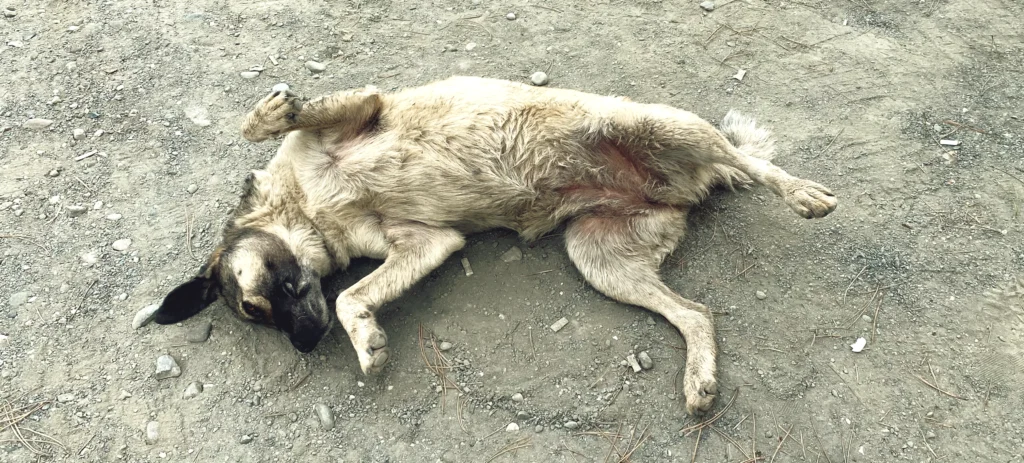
[{"x1": 708, "y1": 110, "x2": 776, "y2": 188}]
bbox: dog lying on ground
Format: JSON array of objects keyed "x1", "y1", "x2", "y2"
[{"x1": 152, "y1": 76, "x2": 837, "y2": 414}]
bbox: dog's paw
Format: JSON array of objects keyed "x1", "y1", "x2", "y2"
[
  {"x1": 684, "y1": 371, "x2": 718, "y2": 415},
  {"x1": 241, "y1": 90, "x2": 303, "y2": 142},
  {"x1": 354, "y1": 328, "x2": 390, "y2": 375},
  {"x1": 781, "y1": 179, "x2": 837, "y2": 219}
]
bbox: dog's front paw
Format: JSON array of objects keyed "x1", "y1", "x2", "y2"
[
  {"x1": 338, "y1": 301, "x2": 391, "y2": 375},
  {"x1": 241, "y1": 90, "x2": 304, "y2": 142},
  {"x1": 781, "y1": 179, "x2": 837, "y2": 219},
  {"x1": 684, "y1": 370, "x2": 718, "y2": 415}
]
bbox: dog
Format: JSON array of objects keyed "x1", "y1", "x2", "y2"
[{"x1": 152, "y1": 76, "x2": 837, "y2": 415}]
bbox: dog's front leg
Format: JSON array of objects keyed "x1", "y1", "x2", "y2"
[
  {"x1": 336, "y1": 222, "x2": 465, "y2": 374},
  {"x1": 242, "y1": 86, "x2": 382, "y2": 142}
]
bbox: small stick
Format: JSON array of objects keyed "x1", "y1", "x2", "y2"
[
  {"x1": 870, "y1": 294, "x2": 884, "y2": 343},
  {"x1": 942, "y1": 120, "x2": 987, "y2": 134},
  {"x1": 751, "y1": 413, "x2": 757, "y2": 463},
  {"x1": 691, "y1": 426, "x2": 703, "y2": 463},
  {"x1": 289, "y1": 370, "x2": 312, "y2": 390},
  {"x1": 813, "y1": 426, "x2": 833, "y2": 463},
  {"x1": 192, "y1": 446, "x2": 204, "y2": 463},
  {"x1": 991, "y1": 165, "x2": 1024, "y2": 186},
  {"x1": 913, "y1": 374, "x2": 967, "y2": 400},
  {"x1": 530, "y1": 4, "x2": 563, "y2": 13},
  {"x1": 732, "y1": 262, "x2": 756, "y2": 279},
  {"x1": 710, "y1": 424, "x2": 750, "y2": 460},
  {"x1": 78, "y1": 433, "x2": 96, "y2": 455},
  {"x1": 486, "y1": 436, "x2": 532, "y2": 462},
  {"x1": 704, "y1": 25, "x2": 725, "y2": 47},
  {"x1": 843, "y1": 265, "x2": 868, "y2": 305},
  {"x1": 769, "y1": 424, "x2": 795, "y2": 463},
  {"x1": 821, "y1": 128, "x2": 845, "y2": 155}
]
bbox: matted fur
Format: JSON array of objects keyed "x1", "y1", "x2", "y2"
[{"x1": 157, "y1": 76, "x2": 837, "y2": 415}]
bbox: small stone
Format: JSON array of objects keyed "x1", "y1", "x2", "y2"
[
  {"x1": 240, "y1": 71, "x2": 260, "y2": 79},
  {"x1": 305, "y1": 61, "x2": 327, "y2": 73},
  {"x1": 118, "y1": 390, "x2": 132, "y2": 400},
  {"x1": 66, "y1": 205, "x2": 87, "y2": 217},
  {"x1": 183, "y1": 382, "x2": 203, "y2": 399},
  {"x1": 154, "y1": 355, "x2": 181, "y2": 380},
  {"x1": 93, "y1": 129, "x2": 105, "y2": 138},
  {"x1": 112, "y1": 239, "x2": 132, "y2": 251},
  {"x1": 133, "y1": 304, "x2": 161, "y2": 329},
  {"x1": 186, "y1": 320, "x2": 212, "y2": 343},
  {"x1": 48, "y1": 169, "x2": 61, "y2": 177},
  {"x1": 501, "y1": 246, "x2": 523, "y2": 262},
  {"x1": 106, "y1": 213, "x2": 122, "y2": 221},
  {"x1": 700, "y1": 1, "x2": 715, "y2": 11},
  {"x1": 186, "y1": 184, "x2": 199, "y2": 194},
  {"x1": 461, "y1": 257, "x2": 474, "y2": 276},
  {"x1": 505, "y1": 422, "x2": 520, "y2": 432},
  {"x1": 638, "y1": 351, "x2": 654, "y2": 370},
  {"x1": 3, "y1": 7, "x2": 16, "y2": 17},
  {"x1": 145, "y1": 421, "x2": 159, "y2": 444},
  {"x1": 850, "y1": 337, "x2": 867, "y2": 353},
  {"x1": 506, "y1": 12, "x2": 516, "y2": 20},
  {"x1": 511, "y1": 393, "x2": 524, "y2": 402},
  {"x1": 564, "y1": 420, "x2": 580, "y2": 430},
  {"x1": 626, "y1": 354, "x2": 642, "y2": 373},
  {"x1": 81, "y1": 251, "x2": 99, "y2": 267},
  {"x1": 529, "y1": 71, "x2": 549, "y2": 86},
  {"x1": 550, "y1": 317, "x2": 569, "y2": 332},
  {"x1": 23, "y1": 118, "x2": 54, "y2": 130},
  {"x1": 9, "y1": 292, "x2": 29, "y2": 308},
  {"x1": 57, "y1": 393, "x2": 76, "y2": 403},
  {"x1": 439, "y1": 341, "x2": 453, "y2": 351},
  {"x1": 314, "y1": 403, "x2": 335, "y2": 430},
  {"x1": 73, "y1": 128, "x2": 86, "y2": 140},
  {"x1": 755, "y1": 290, "x2": 767, "y2": 300},
  {"x1": 464, "y1": 42, "x2": 477, "y2": 51},
  {"x1": 861, "y1": 314, "x2": 873, "y2": 323},
  {"x1": 534, "y1": 425, "x2": 544, "y2": 433},
  {"x1": 240, "y1": 435, "x2": 254, "y2": 444},
  {"x1": 0, "y1": 334, "x2": 9, "y2": 348},
  {"x1": 645, "y1": 315, "x2": 657, "y2": 326},
  {"x1": 272, "y1": 83, "x2": 290, "y2": 93},
  {"x1": 184, "y1": 108, "x2": 211, "y2": 127},
  {"x1": 926, "y1": 431, "x2": 936, "y2": 440}
]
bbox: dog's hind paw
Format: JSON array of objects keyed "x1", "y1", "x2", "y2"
[
  {"x1": 684, "y1": 373, "x2": 718, "y2": 415},
  {"x1": 781, "y1": 179, "x2": 837, "y2": 219}
]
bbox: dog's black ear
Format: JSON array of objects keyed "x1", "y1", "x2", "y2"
[
  {"x1": 153, "y1": 276, "x2": 219, "y2": 324},
  {"x1": 154, "y1": 249, "x2": 223, "y2": 324}
]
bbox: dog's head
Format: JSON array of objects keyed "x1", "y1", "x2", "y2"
[{"x1": 152, "y1": 171, "x2": 333, "y2": 353}]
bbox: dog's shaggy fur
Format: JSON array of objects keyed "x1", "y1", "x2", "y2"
[{"x1": 154, "y1": 76, "x2": 837, "y2": 414}]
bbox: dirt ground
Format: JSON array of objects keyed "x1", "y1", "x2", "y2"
[{"x1": 2, "y1": 0, "x2": 1023, "y2": 461}]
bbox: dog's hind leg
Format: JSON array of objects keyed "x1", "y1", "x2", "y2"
[
  {"x1": 564, "y1": 207, "x2": 719, "y2": 415},
  {"x1": 599, "y1": 106, "x2": 837, "y2": 219},
  {"x1": 335, "y1": 222, "x2": 465, "y2": 375},
  {"x1": 242, "y1": 86, "x2": 382, "y2": 142}
]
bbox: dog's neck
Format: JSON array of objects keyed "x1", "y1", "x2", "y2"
[{"x1": 228, "y1": 167, "x2": 335, "y2": 276}]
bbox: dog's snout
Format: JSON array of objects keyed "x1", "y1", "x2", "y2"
[{"x1": 296, "y1": 280, "x2": 311, "y2": 298}]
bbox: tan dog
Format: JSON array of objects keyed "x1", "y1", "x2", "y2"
[{"x1": 153, "y1": 76, "x2": 837, "y2": 414}]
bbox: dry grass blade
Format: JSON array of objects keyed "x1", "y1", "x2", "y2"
[
  {"x1": 680, "y1": 388, "x2": 739, "y2": 435},
  {"x1": 690, "y1": 426, "x2": 703, "y2": 463},
  {"x1": 486, "y1": 436, "x2": 532, "y2": 462},
  {"x1": 842, "y1": 265, "x2": 868, "y2": 305},
  {"x1": 769, "y1": 424, "x2": 794, "y2": 463},
  {"x1": 417, "y1": 324, "x2": 461, "y2": 412},
  {"x1": 913, "y1": 374, "x2": 968, "y2": 400},
  {"x1": 618, "y1": 420, "x2": 650, "y2": 463},
  {"x1": 709, "y1": 424, "x2": 750, "y2": 460},
  {"x1": 1, "y1": 397, "x2": 66, "y2": 456}
]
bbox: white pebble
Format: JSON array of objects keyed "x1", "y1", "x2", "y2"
[
  {"x1": 145, "y1": 421, "x2": 160, "y2": 444},
  {"x1": 439, "y1": 341, "x2": 453, "y2": 351},
  {"x1": 465, "y1": 42, "x2": 477, "y2": 51},
  {"x1": 700, "y1": 1, "x2": 715, "y2": 11},
  {"x1": 506, "y1": 422, "x2": 520, "y2": 432},
  {"x1": 240, "y1": 71, "x2": 260, "y2": 79},
  {"x1": 550, "y1": 317, "x2": 569, "y2": 332},
  {"x1": 530, "y1": 71, "x2": 549, "y2": 86},
  {"x1": 506, "y1": 12, "x2": 516, "y2": 20},
  {"x1": 755, "y1": 290, "x2": 767, "y2": 300},
  {"x1": 305, "y1": 60, "x2": 327, "y2": 73},
  {"x1": 850, "y1": 337, "x2": 867, "y2": 353},
  {"x1": 272, "y1": 83, "x2": 290, "y2": 93},
  {"x1": 133, "y1": 304, "x2": 160, "y2": 329},
  {"x1": 112, "y1": 239, "x2": 132, "y2": 251}
]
